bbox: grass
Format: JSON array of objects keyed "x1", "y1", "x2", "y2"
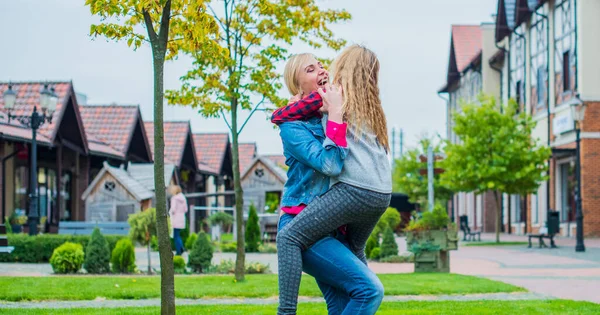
[
  {"x1": 463, "y1": 241, "x2": 529, "y2": 247},
  {"x1": 0, "y1": 274, "x2": 524, "y2": 302},
  {"x1": 221, "y1": 233, "x2": 234, "y2": 242},
  {"x1": 1, "y1": 300, "x2": 599, "y2": 314}
]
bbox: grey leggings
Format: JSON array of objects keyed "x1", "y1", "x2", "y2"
[{"x1": 276, "y1": 183, "x2": 391, "y2": 315}]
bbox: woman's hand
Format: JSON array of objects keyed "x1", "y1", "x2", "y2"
[{"x1": 317, "y1": 84, "x2": 343, "y2": 124}]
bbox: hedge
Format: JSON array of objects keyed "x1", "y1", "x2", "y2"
[{"x1": 0, "y1": 234, "x2": 125, "y2": 263}]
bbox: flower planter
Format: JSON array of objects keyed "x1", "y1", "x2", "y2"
[
  {"x1": 11, "y1": 224, "x2": 22, "y2": 234},
  {"x1": 406, "y1": 228, "x2": 458, "y2": 273}
]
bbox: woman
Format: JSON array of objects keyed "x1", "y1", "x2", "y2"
[
  {"x1": 169, "y1": 185, "x2": 188, "y2": 255},
  {"x1": 274, "y1": 45, "x2": 392, "y2": 315},
  {"x1": 275, "y1": 52, "x2": 384, "y2": 314}
]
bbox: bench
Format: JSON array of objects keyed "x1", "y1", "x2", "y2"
[
  {"x1": 527, "y1": 210, "x2": 559, "y2": 249},
  {"x1": 459, "y1": 215, "x2": 481, "y2": 241},
  {"x1": 0, "y1": 225, "x2": 14, "y2": 254},
  {"x1": 58, "y1": 222, "x2": 130, "y2": 236}
]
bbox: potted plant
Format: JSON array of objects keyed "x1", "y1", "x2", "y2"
[
  {"x1": 8, "y1": 211, "x2": 27, "y2": 234},
  {"x1": 405, "y1": 203, "x2": 458, "y2": 273}
]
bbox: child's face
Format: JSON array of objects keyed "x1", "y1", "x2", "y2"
[{"x1": 297, "y1": 56, "x2": 328, "y2": 96}]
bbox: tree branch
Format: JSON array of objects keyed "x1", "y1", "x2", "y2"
[
  {"x1": 157, "y1": 0, "x2": 172, "y2": 47},
  {"x1": 207, "y1": 4, "x2": 227, "y2": 31},
  {"x1": 142, "y1": 10, "x2": 158, "y2": 43},
  {"x1": 220, "y1": 109, "x2": 233, "y2": 132},
  {"x1": 238, "y1": 95, "x2": 266, "y2": 134}
]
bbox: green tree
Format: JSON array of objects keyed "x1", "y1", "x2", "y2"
[
  {"x1": 86, "y1": 1, "x2": 220, "y2": 311},
  {"x1": 380, "y1": 226, "x2": 398, "y2": 258},
  {"x1": 128, "y1": 208, "x2": 157, "y2": 274},
  {"x1": 441, "y1": 95, "x2": 551, "y2": 243},
  {"x1": 188, "y1": 232, "x2": 213, "y2": 273},
  {"x1": 83, "y1": 228, "x2": 111, "y2": 274},
  {"x1": 245, "y1": 203, "x2": 260, "y2": 253},
  {"x1": 207, "y1": 211, "x2": 234, "y2": 241},
  {"x1": 166, "y1": 1, "x2": 350, "y2": 281},
  {"x1": 393, "y1": 135, "x2": 453, "y2": 206}
]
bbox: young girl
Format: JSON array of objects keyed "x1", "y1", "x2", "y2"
[
  {"x1": 274, "y1": 45, "x2": 392, "y2": 315},
  {"x1": 276, "y1": 53, "x2": 384, "y2": 314}
]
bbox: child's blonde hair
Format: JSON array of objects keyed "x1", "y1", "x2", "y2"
[
  {"x1": 283, "y1": 53, "x2": 317, "y2": 96},
  {"x1": 330, "y1": 45, "x2": 389, "y2": 150}
]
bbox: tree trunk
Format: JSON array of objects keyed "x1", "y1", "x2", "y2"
[
  {"x1": 230, "y1": 98, "x2": 246, "y2": 282},
  {"x1": 493, "y1": 191, "x2": 502, "y2": 243},
  {"x1": 151, "y1": 47, "x2": 176, "y2": 315},
  {"x1": 147, "y1": 241, "x2": 152, "y2": 275}
]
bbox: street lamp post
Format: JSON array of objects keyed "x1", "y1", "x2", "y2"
[
  {"x1": 2, "y1": 83, "x2": 57, "y2": 236},
  {"x1": 570, "y1": 97, "x2": 586, "y2": 252}
]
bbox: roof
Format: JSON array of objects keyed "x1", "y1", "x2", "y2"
[
  {"x1": 81, "y1": 162, "x2": 154, "y2": 202},
  {"x1": 238, "y1": 142, "x2": 257, "y2": 173},
  {"x1": 145, "y1": 121, "x2": 192, "y2": 166},
  {"x1": 87, "y1": 135, "x2": 124, "y2": 159},
  {"x1": 0, "y1": 81, "x2": 88, "y2": 151},
  {"x1": 127, "y1": 163, "x2": 178, "y2": 191},
  {"x1": 241, "y1": 155, "x2": 287, "y2": 183},
  {"x1": 193, "y1": 133, "x2": 229, "y2": 175},
  {"x1": 452, "y1": 25, "x2": 483, "y2": 73},
  {"x1": 80, "y1": 105, "x2": 146, "y2": 157},
  {"x1": 495, "y1": 0, "x2": 517, "y2": 42},
  {"x1": 263, "y1": 155, "x2": 287, "y2": 169}
]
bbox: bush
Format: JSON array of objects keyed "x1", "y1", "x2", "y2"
[
  {"x1": 365, "y1": 234, "x2": 379, "y2": 259},
  {"x1": 405, "y1": 203, "x2": 450, "y2": 232},
  {"x1": 185, "y1": 233, "x2": 198, "y2": 251},
  {"x1": 207, "y1": 212, "x2": 234, "y2": 231},
  {"x1": 369, "y1": 247, "x2": 381, "y2": 260},
  {"x1": 173, "y1": 255, "x2": 186, "y2": 274},
  {"x1": 379, "y1": 253, "x2": 414, "y2": 263},
  {"x1": 83, "y1": 228, "x2": 111, "y2": 274},
  {"x1": 0, "y1": 234, "x2": 125, "y2": 263},
  {"x1": 207, "y1": 259, "x2": 270, "y2": 274},
  {"x1": 258, "y1": 243, "x2": 277, "y2": 253},
  {"x1": 111, "y1": 238, "x2": 136, "y2": 274},
  {"x1": 188, "y1": 232, "x2": 213, "y2": 273},
  {"x1": 50, "y1": 242, "x2": 84, "y2": 274},
  {"x1": 380, "y1": 226, "x2": 399, "y2": 258},
  {"x1": 150, "y1": 235, "x2": 159, "y2": 251},
  {"x1": 220, "y1": 242, "x2": 237, "y2": 253},
  {"x1": 373, "y1": 208, "x2": 402, "y2": 236},
  {"x1": 245, "y1": 204, "x2": 261, "y2": 252},
  {"x1": 221, "y1": 233, "x2": 234, "y2": 243}
]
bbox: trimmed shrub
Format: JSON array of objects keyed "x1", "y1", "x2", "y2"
[
  {"x1": 258, "y1": 243, "x2": 277, "y2": 253},
  {"x1": 83, "y1": 228, "x2": 111, "y2": 274},
  {"x1": 0, "y1": 234, "x2": 125, "y2": 263},
  {"x1": 50, "y1": 242, "x2": 84, "y2": 274},
  {"x1": 245, "y1": 203, "x2": 261, "y2": 252},
  {"x1": 185, "y1": 233, "x2": 198, "y2": 251},
  {"x1": 207, "y1": 259, "x2": 270, "y2": 274},
  {"x1": 220, "y1": 242, "x2": 237, "y2": 253},
  {"x1": 188, "y1": 232, "x2": 213, "y2": 273},
  {"x1": 366, "y1": 234, "x2": 379, "y2": 259},
  {"x1": 379, "y1": 253, "x2": 414, "y2": 263},
  {"x1": 173, "y1": 255, "x2": 186, "y2": 274},
  {"x1": 246, "y1": 261, "x2": 271, "y2": 274},
  {"x1": 369, "y1": 247, "x2": 381, "y2": 260},
  {"x1": 380, "y1": 226, "x2": 399, "y2": 258},
  {"x1": 111, "y1": 238, "x2": 136, "y2": 274}
]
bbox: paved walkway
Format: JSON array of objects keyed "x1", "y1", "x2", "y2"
[
  {"x1": 2, "y1": 233, "x2": 599, "y2": 304},
  {"x1": 0, "y1": 292, "x2": 549, "y2": 309}
]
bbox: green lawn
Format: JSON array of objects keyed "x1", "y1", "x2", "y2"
[
  {"x1": 0, "y1": 274, "x2": 524, "y2": 302},
  {"x1": 2, "y1": 300, "x2": 599, "y2": 314},
  {"x1": 463, "y1": 241, "x2": 529, "y2": 247}
]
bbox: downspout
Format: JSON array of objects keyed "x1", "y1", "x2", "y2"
[
  {"x1": 534, "y1": 8, "x2": 551, "y2": 231},
  {"x1": 2, "y1": 149, "x2": 20, "y2": 224}
]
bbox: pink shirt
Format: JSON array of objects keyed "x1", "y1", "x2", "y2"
[{"x1": 169, "y1": 193, "x2": 188, "y2": 229}]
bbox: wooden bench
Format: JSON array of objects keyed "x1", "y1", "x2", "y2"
[
  {"x1": 58, "y1": 222, "x2": 130, "y2": 236},
  {"x1": 459, "y1": 215, "x2": 481, "y2": 241},
  {"x1": 527, "y1": 211, "x2": 559, "y2": 249},
  {"x1": 528, "y1": 227, "x2": 557, "y2": 248},
  {"x1": 0, "y1": 225, "x2": 14, "y2": 254}
]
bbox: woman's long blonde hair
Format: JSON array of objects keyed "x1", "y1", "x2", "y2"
[
  {"x1": 283, "y1": 53, "x2": 316, "y2": 96},
  {"x1": 330, "y1": 45, "x2": 389, "y2": 150}
]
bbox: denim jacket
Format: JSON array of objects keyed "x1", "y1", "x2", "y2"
[{"x1": 279, "y1": 117, "x2": 348, "y2": 207}]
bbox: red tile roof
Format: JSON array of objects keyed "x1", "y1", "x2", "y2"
[
  {"x1": 264, "y1": 154, "x2": 287, "y2": 169},
  {"x1": 238, "y1": 142, "x2": 257, "y2": 173},
  {"x1": 145, "y1": 121, "x2": 191, "y2": 166},
  {"x1": 0, "y1": 81, "x2": 75, "y2": 142},
  {"x1": 452, "y1": 25, "x2": 482, "y2": 72},
  {"x1": 193, "y1": 133, "x2": 229, "y2": 175},
  {"x1": 80, "y1": 105, "x2": 140, "y2": 156}
]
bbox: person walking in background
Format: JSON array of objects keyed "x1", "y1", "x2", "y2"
[{"x1": 169, "y1": 185, "x2": 188, "y2": 255}]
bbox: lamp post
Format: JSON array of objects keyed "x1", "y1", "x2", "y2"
[
  {"x1": 569, "y1": 96, "x2": 586, "y2": 252},
  {"x1": 2, "y1": 83, "x2": 57, "y2": 235}
]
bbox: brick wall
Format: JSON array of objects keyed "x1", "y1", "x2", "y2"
[{"x1": 581, "y1": 102, "x2": 600, "y2": 236}]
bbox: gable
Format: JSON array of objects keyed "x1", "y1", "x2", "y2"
[{"x1": 241, "y1": 160, "x2": 285, "y2": 189}]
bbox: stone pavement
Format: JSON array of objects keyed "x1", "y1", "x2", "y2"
[{"x1": 1, "y1": 233, "x2": 599, "y2": 304}]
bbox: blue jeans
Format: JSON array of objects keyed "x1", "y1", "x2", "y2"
[
  {"x1": 278, "y1": 213, "x2": 383, "y2": 315},
  {"x1": 173, "y1": 228, "x2": 184, "y2": 255}
]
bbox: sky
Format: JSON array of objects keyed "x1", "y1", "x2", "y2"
[{"x1": 0, "y1": 0, "x2": 497, "y2": 156}]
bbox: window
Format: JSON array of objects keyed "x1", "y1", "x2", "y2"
[
  {"x1": 516, "y1": 80, "x2": 522, "y2": 110},
  {"x1": 537, "y1": 68, "x2": 546, "y2": 106},
  {"x1": 13, "y1": 166, "x2": 29, "y2": 216},
  {"x1": 563, "y1": 51, "x2": 571, "y2": 92}
]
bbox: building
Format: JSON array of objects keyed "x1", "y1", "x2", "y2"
[{"x1": 439, "y1": 23, "x2": 501, "y2": 232}]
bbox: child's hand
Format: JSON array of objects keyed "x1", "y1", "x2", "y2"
[
  {"x1": 287, "y1": 93, "x2": 302, "y2": 105},
  {"x1": 317, "y1": 84, "x2": 343, "y2": 123}
]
